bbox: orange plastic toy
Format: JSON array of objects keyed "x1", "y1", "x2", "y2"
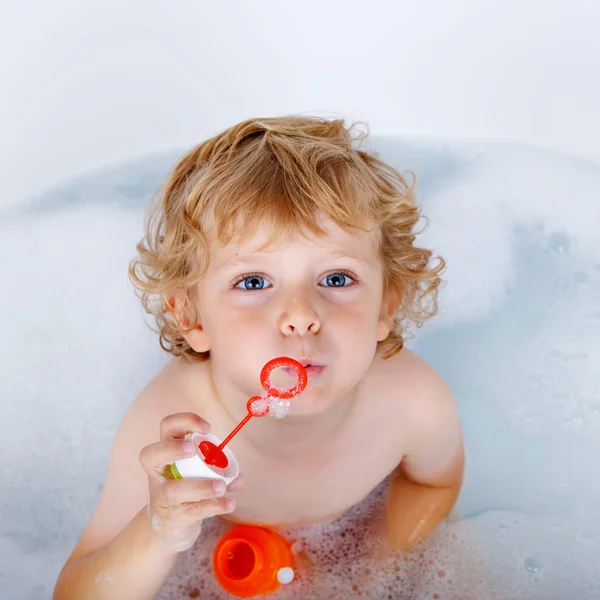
[{"x1": 213, "y1": 525, "x2": 296, "y2": 597}]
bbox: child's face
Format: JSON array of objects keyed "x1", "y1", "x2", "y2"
[{"x1": 191, "y1": 215, "x2": 392, "y2": 416}]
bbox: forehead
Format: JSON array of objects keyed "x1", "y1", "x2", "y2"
[{"x1": 210, "y1": 215, "x2": 379, "y2": 263}]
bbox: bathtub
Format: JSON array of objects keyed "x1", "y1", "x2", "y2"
[{"x1": 1, "y1": 136, "x2": 598, "y2": 598}]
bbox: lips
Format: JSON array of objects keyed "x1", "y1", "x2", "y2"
[
  {"x1": 283, "y1": 363, "x2": 325, "y2": 380},
  {"x1": 295, "y1": 358, "x2": 321, "y2": 368}
]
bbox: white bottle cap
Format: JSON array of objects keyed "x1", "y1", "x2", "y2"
[
  {"x1": 172, "y1": 432, "x2": 239, "y2": 485},
  {"x1": 277, "y1": 567, "x2": 295, "y2": 585}
]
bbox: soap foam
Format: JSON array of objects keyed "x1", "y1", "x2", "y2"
[
  {"x1": 250, "y1": 397, "x2": 269, "y2": 415},
  {"x1": 4, "y1": 141, "x2": 600, "y2": 598},
  {"x1": 268, "y1": 396, "x2": 292, "y2": 419},
  {"x1": 94, "y1": 571, "x2": 112, "y2": 585},
  {"x1": 156, "y1": 478, "x2": 506, "y2": 600}
]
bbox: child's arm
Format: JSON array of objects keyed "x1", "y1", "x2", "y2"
[
  {"x1": 385, "y1": 374, "x2": 464, "y2": 551},
  {"x1": 53, "y1": 505, "x2": 180, "y2": 600},
  {"x1": 53, "y1": 398, "x2": 236, "y2": 600},
  {"x1": 53, "y1": 398, "x2": 177, "y2": 600}
]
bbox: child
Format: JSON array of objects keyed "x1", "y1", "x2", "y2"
[{"x1": 53, "y1": 115, "x2": 464, "y2": 599}]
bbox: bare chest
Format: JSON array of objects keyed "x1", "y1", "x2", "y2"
[
  {"x1": 223, "y1": 421, "x2": 402, "y2": 527},
  {"x1": 161, "y1": 355, "x2": 408, "y2": 527}
]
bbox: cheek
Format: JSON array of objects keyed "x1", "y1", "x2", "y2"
[
  {"x1": 343, "y1": 306, "x2": 384, "y2": 352},
  {"x1": 334, "y1": 300, "x2": 381, "y2": 330},
  {"x1": 208, "y1": 302, "x2": 266, "y2": 343}
]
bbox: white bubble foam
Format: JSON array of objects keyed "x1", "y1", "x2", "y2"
[
  {"x1": 155, "y1": 478, "x2": 509, "y2": 600},
  {"x1": 250, "y1": 397, "x2": 269, "y2": 415},
  {"x1": 94, "y1": 571, "x2": 111, "y2": 585},
  {"x1": 151, "y1": 513, "x2": 162, "y2": 532},
  {"x1": 4, "y1": 141, "x2": 600, "y2": 598},
  {"x1": 268, "y1": 397, "x2": 291, "y2": 419}
]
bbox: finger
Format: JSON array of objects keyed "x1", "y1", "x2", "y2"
[
  {"x1": 225, "y1": 473, "x2": 245, "y2": 493},
  {"x1": 171, "y1": 496, "x2": 236, "y2": 524},
  {"x1": 139, "y1": 439, "x2": 196, "y2": 476},
  {"x1": 159, "y1": 412, "x2": 211, "y2": 441},
  {"x1": 160, "y1": 478, "x2": 227, "y2": 506}
]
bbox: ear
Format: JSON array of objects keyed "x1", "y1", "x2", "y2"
[
  {"x1": 377, "y1": 290, "x2": 401, "y2": 342},
  {"x1": 377, "y1": 313, "x2": 394, "y2": 342},
  {"x1": 166, "y1": 296, "x2": 211, "y2": 353}
]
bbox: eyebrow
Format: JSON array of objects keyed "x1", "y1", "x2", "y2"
[{"x1": 215, "y1": 250, "x2": 370, "y2": 272}]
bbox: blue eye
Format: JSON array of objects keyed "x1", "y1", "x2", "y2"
[
  {"x1": 321, "y1": 271, "x2": 352, "y2": 287},
  {"x1": 234, "y1": 271, "x2": 358, "y2": 291},
  {"x1": 234, "y1": 274, "x2": 272, "y2": 290}
]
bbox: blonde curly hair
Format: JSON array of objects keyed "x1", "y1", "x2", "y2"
[{"x1": 128, "y1": 115, "x2": 445, "y2": 362}]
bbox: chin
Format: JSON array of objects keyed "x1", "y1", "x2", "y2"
[{"x1": 286, "y1": 390, "x2": 340, "y2": 418}]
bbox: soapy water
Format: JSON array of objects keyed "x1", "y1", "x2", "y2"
[
  {"x1": 1, "y1": 138, "x2": 600, "y2": 598},
  {"x1": 157, "y1": 477, "x2": 506, "y2": 600}
]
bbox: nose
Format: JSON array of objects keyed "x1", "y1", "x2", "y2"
[{"x1": 278, "y1": 294, "x2": 321, "y2": 336}]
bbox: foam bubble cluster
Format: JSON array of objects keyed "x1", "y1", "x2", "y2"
[
  {"x1": 268, "y1": 396, "x2": 291, "y2": 419},
  {"x1": 250, "y1": 394, "x2": 292, "y2": 419},
  {"x1": 155, "y1": 478, "x2": 507, "y2": 600},
  {"x1": 4, "y1": 140, "x2": 600, "y2": 598},
  {"x1": 249, "y1": 397, "x2": 269, "y2": 415}
]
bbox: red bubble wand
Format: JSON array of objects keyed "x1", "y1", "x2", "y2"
[{"x1": 199, "y1": 357, "x2": 308, "y2": 468}]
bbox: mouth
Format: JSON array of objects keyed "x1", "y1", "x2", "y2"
[
  {"x1": 296, "y1": 358, "x2": 322, "y2": 368},
  {"x1": 283, "y1": 361, "x2": 325, "y2": 380}
]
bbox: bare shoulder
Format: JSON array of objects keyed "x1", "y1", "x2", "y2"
[
  {"x1": 369, "y1": 346, "x2": 452, "y2": 410},
  {"x1": 398, "y1": 349, "x2": 456, "y2": 425},
  {"x1": 65, "y1": 358, "x2": 190, "y2": 563},
  {"x1": 366, "y1": 347, "x2": 460, "y2": 445},
  {"x1": 370, "y1": 348, "x2": 464, "y2": 486}
]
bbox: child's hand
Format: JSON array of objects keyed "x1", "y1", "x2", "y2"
[{"x1": 139, "y1": 412, "x2": 238, "y2": 553}]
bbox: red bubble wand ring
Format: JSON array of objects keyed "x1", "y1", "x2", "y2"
[{"x1": 199, "y1": 357, "x2": 308, "y2": 468}]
